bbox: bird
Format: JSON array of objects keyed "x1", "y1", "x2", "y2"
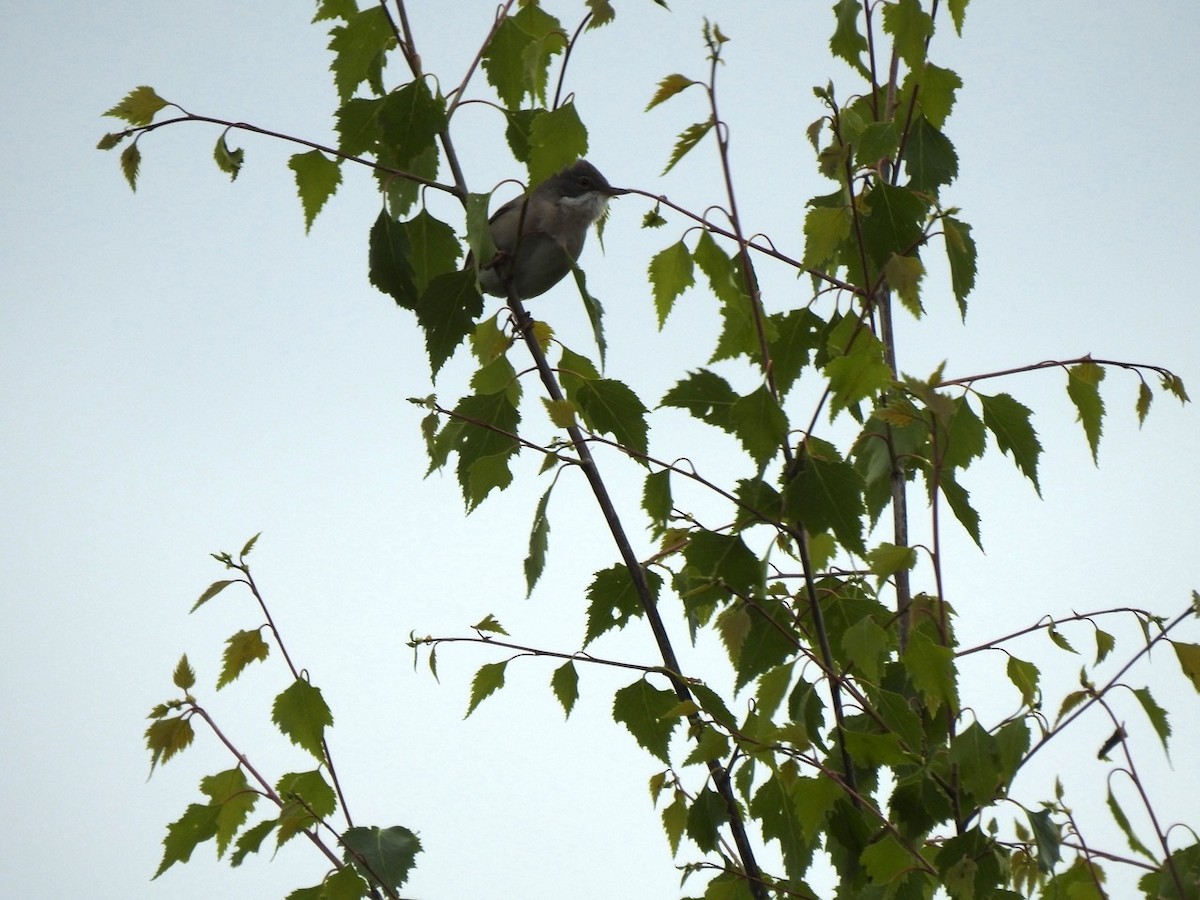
[{"x1": 475, "y1": 160, "x2": 629, "y2": 299}]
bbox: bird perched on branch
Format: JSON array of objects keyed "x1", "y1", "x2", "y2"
[{"x1": 475, "y1": 160, "x2": 629, "y2": 299}]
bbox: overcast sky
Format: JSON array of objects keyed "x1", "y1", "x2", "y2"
[{"x1": 3, "y1": 1, "x2": 1199, "y2": 898}]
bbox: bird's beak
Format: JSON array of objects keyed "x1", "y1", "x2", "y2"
[{"x1": 603, "y1": 185, "x2": 632, "y2": 197}]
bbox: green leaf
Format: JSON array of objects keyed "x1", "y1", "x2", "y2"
[
  {"x1": 327, "y1": 7, "x2": 395, "y2": 101},
  {"x1": 1172, "y1": 641, "x2": 1200, "y2": 692},
  {"x1": 1095, "y1": 628, "x2": 1115, "y2": 665},
  {"x1": 942, "y1": 215, "x2": 976, "y2": 316},
  {"x1": 551, "y1": 661, "x2": 579, "y2": 718},
  {"x1": 686, "y1": 786, "x2": 729, "y2": 853},
  {"x1": 513, "y1": 4, "x2": 567, "y2": 104},
  {"x1": 948, "y1": 721, "x2": 1003, "y2": 804},
  {"x1": 613, "y1": 679, "x2": 679, "y2": 763},
  {"x1": 947, "y1": 0, "x2": 968, "y2": 35},
  {"x1": 978, "y1": 391, "x2": 1042, "y2": 495},
  {"x1": 910, "y1": 62, "x2": 962, "y2": 129},
  {"x1": 482, "y1": 17, "x2": 530, "y2": 108},
  {"x1": 585, "y1": 0, "x2": 615, "y2": 28},
  {"x1": 823, "y1": 318, "x2": 892, "y2": 417},
  {"x1": 1006, "y1": 656, "x2": 1039, "y2": 708},
  {"x1": 318, "y1": 867, "x2": 368, "y2": 900},
  {"x1": 528, "y1": 103, "x2": 588, "y2": 186},
  {"x1": 402, "y1": 209, "x2": 461, "y2": 293},
  {"x1": 865, "y1": 542, "x2": 917, "y2": 587},
  {"x1": 145, "y1": 714, "x2": 194, "y2": 773},
  {"x1": 861, "y1": 834, "x2": 912, "y2": 885},
  {"x1": 767, "y1": 308, "x2": 823, "y2": 397},
  {"x1": 751, "y1": 774, "x2": 813, "y2": 881},
  {"x1": 1066, "y1": 361, "x2": 1106, "y2": 464},
  {"x1": 904, "y1": 115, "x2": 958, "y2": 193},
  {"x1": 902, "y1": 629, "x2": 957, "y2": 715},
  {"x1": 782, "y1": 437, "x2": 867, "y2": 555},
  {"x1": 575, "y1": 378, "x2": 649, "y2": 455},
  {"x1": 119, "y1": 143, "x2": 141, "y2": 191},
  {"x1": 173, "y1": 654, "x2": 196, "y2": 690},
  {"x1": 803, "y1": 204, "x2": 852, "y2": 270},
  {"x1": 584, "y1": 564, "x2": 660, "y2": 645},
  {"x1": 664, "y1": 119, "x2": 713, "y2": 175},
  {"x1": 342, "y1": 825, "x2": 422, "y2": 892},
  {"x1": 860, "y1": 182, "x2": 929, "y2": 272},
  {"x1": 680, "y1": 530, "x2": 763, "y2": 611},
  {"x1": 729, "y1": 385, "x2": 788, "y2": 465},
  {"x1": 415, "y1": 270, "x2": 485, "y2": 379},
  {"x1": 1026, "y1": 808, "x2": 1061, "y2": 873},
  {"x1": 662, "y1": 368, "x2": 737, "y2": 429},
  {"x1": 335, "y1": 96, "x2": 382, "y2": 156},
  {"x1": 378, "y1": 79, "x2": 447, "y2": 164},
  {"x1": 230, "y1": 818, "x2": 277, "y2": 866},
  {"x1": 735, "y1": 598, "x2": 800, "y2": 692},
  {"x1": 841, "y1": 616, "x2": 888, "y2": 684},
  {"x1": 884, "y1": 253, "x2": 926, "y2": 317},
  {"x1": 524, "y1": 487, "x2": 552, "y2": 597},
  {"x1": 642, "y1": 469, "x2": 673, "y2": 535},
  {"x1": 855, "y1": 121, "x2": 899, "y2": 168},
  {"x1": 217, "y1": 629, "x2": 270, "y2": 688},
  {"x1": 662, "y1": 791, "x2": 687, "y2": 855},
  {"x1": 240, "y1": 533, "x2": 260, "y2": 557},
  {"x1": 276, "y1": 770, "x2": 336, "y2": 843},
  {"x1": 648, "y1": 241, "x2": 695, "y2": 326},
  {"x1": 829, "y1": 0, "x2": 869, "y2": 75},
  {"x1": 368, "y1": 209, "x2": 418, "y2": 310},
  {"x1": 213, "y1": 134, "x2": 244, "y2": 181},
  {"x1": 96, "y1": 131, "x2": 125, "y2": 151},
  {"x1": 1138, "y1": 844, "x2": 1200, "y2": 899},
  {"x1": 288, "y1": 150, "x2": 342, "y2": 233},
  {"x1": 938, "y1": 470, "x2": 982, "y2": 548},
  {"x1": 1132, "y1": 686, "x2": 1171, "y2": 754},
  {"x1": 272, "y1": 680, "x2": 334, "y2": 763},
  {"x1": 881, "y1": 0, "x2": 933, "y2": 66},
  {"x1": 646, "y1": 74, "x2": 698, "y2": 111},
  {"x1": 465, "y1": 661, "x2": 508, "y2": 717},
  {"x1": 472, "y1": 614, "x2": 508, "y2": 635},
  {"x1": 153, "y1": 802, "x2": 221, "y2": 878},
  {"x1": 1107, "y1": 785, "x2": 1155, "y2": 861},
  {"x1": 104, "y1": 85, "x2": 168, "y2": 126},
  {"x1": 1136, "y1": 380, "x2": 1153, "y2": 425}
]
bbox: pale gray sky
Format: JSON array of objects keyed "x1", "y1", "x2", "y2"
[{"x1": 3, "y1": 2, "x2": 1198, "y2": 898}]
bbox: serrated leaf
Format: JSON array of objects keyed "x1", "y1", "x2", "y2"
[
  {"x1": 153, "y1": 802, "x2": 221, "y2": 879},
  {"x1": 842, "y1": 616, "x2": 888, "y2": 684},
  {"x1": 662, "y1": 791, "x2": 687, "y2": 855},
  {"x1": 145, "y1": 715, "x2": 195, "y2": 773},
  {"x1": 978, "y1": 391, "x2": 1042, "y2": 495},
  {"x1": 368, "y1": 209, "x2": 418, "y2": 310},
  {"x1": 648, "y1": 241, "x2": 695, "y2": 326},
  {"x1": 860, "y1": 182, "x2": 929, "y2": 271},
  {"x1": 662, "y1": 368, "x2": 737, "y2": 429},
  {"x1": 217, "y1": 629, "x2": 270, "y2": 689},
  {"x1": 1006, "y1": 656, "x2": 1039, "y2": 708},
  {"x1": 861, "y1": 833, "x2": 912, "y2": 885},
  {"x1": 105, "y1": 85, "x2": 168, "y2": 126},
  {"x1": 96, "y1": 131, "x2": 126, "y2": 150},
  {"x1": 415, "y1": 270, "x2": 485, "y2": 379},
  {"x1": 803, "y1": 204, "x2": 852, "y2": 270},
  {"x1": 642, "y1": 469, "x2": 673, "y2": 535},
  {"x1": 904, "y1": 115, "x2": 958, "y2": 194},
  {"x1": 378, "y1": 79, "x2": 447, "y2": 163},
  {"x1": 942, "y1": 215, "x2": 976, "y2": 316},
  {"x1": 1047, "y1": 626, "x2": 1077, "y2": 654},
  {"x1": 865, "y1": 542, "x2": 917, "y2": 586},
  {"x1": 782, "y1": 437, "x2": 867, "y2": 555},
  {"x1": 200, "y1": 768, "x2": 258, "y2": 857},
  {"x1": 231, "y1": 818, "x2": 277, "y2": 867},
  {"x1": 584, "y1": 565, "x2": 660, "y2": 645},
  {"x1": 272, "y1": 680, "x2": 333, "y2": 762},
  {"x1": 902, "y1": 629, "x2": 957, "y2": 715},
  {"x1": 1026, "y1": 808, "x2": 1061, "y2": 873},
  {"x1": 119, "y1": 143, "x2": 141, "y2": 191},
  {"x1": 729, "y1": 385, "x2": 788, "y2": 465},
  {"x1": 1132, "y1": 686, "x2": 1171, "y2": 754},
  {"x1": 885, "y1": 253, "x2": 926, "y2": 317},
  {"x1": 823, "y1": 322, "x2": 892, "y2": 417},
  {"x1": 646, "y1": 73, "x2": 698, "y2": 111},
  {"x1": 585, "y1": 0, "x2": 615, "y2": 27},
  {"x1": 403, "y1": 209, "x2": 462, "y2": 293},
  {"x1": 768, "y1": 308, "x2": 823, "y2": 397},
  {"x1": 664, "y1": 119, "x2": 713, "y2": 175},
  {"x1": 551, "y1": 661, "x2": 579, "y2": 718},
  {"x1": 524, "y1": 487, "x2": 552, "y2": 596},
  {"x1": 686, "y1": 786, "x2": 729, "y2": 853},
  {"x1": 528, "y1": 103, "x2": 588, "y2": 185},
  {"x1": 327, "y1": 7, "x2": 395, "y2": 101},
  {"x1": 1095, "y1": 628, "x2": 1115, "y2": 665},
  {"x1": 192, "y1": 579, "x2": 236, "y2": 612},
  {"x1": 213, "y1": 134, "x2": 244, "y2": 181},
  {"x1": 1172, "y1": 641, "x2": 1200, "y2": 692},
  {"x1": 575, "y1": 378, "x2": 649, "y2": 455},
  {"x1": 1135, "y1": 381, "x2": 1153, "y2": 425},
  {"x1": 910, "y1": 62, "x2": 962, "y2": 129},
  {"x1": 342, "y1": 825, "x2": 422, "y2": 892},
  {"x1": 318, "y1": 867, "x2": 368, "y2": 900},
  {"x1": 173, "y1": 654, "x2": 196, "y2": 690},
  {"x1": 938, "y1": 470, "x2": 982, "y2": 548},
  {"x1": 830, "y1": 0, "x2": 869, "y2": 75},
  {"x1": 613, "y1": 679, "x2": 679, "y2": 763},
  {"x1": 472, "y1": 614, "x2": 508, "y2": 635},
  {"x1": 1066, "y1": 361, "x2": 1106, "y2": 464},
  {"x1": 882, "y1": 0, "x2": 933, "y2": 65},
  {"x1": 288, "y1": 150, "x2": 342, "y2": 233},
  {"x1": 1107, "y1": 785, "x2": 1155, "y2": 861},
  {"x1": 465, "y1": 661, "x2": 508, "y2": 717}
]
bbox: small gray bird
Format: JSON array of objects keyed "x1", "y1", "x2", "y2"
[{"x1": 476, "y1": 160, "x2": 628, "y2": 299}]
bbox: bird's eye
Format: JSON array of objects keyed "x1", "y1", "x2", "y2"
[{"x1": 577, "y1": 176, "x2": 593, "y2": 189}]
